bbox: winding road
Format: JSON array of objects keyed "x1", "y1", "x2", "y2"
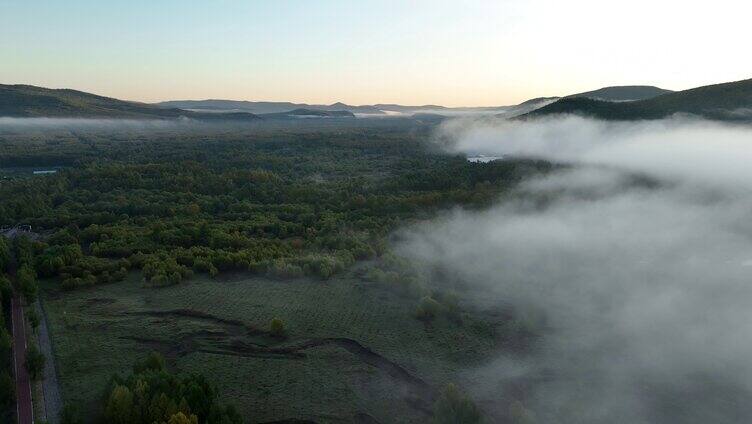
[{"x1": 11, "y1": 296, "x2": 33, "y2": 424}]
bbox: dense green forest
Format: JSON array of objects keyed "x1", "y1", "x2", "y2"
[{"x1": 0, "y1": 124, "x2": 551, "y2": 291}]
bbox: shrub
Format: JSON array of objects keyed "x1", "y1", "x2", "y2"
[
  {"x1": 0, "y1": 371, "x2": 13, "y2": 407},
  {"x1": 133, "y1": 351, "x2": 166, "y2": 374},
  {"x1": 142, "y1": 256, "x2": 192, "y2": 286},
  {"x1": 365, "y1": 267, "x2": 386, "y2": 282},
  {"x1": 0, "y1": 237, "x2": 10, "y2": 272},
  {"x1": 416, "y1": 296, "x2": 442, "y2": 321},
  {"x1": 167, "y1": 412, "x2": 199, "y2": 424},
  {"x1": 270, "y1": 318, "x2": 286, "y2": 338},
  {"x1": 60, "y1": 403, "x2": 84, "y2": 424},
  {"x1": 433, "y1": 383, "x2": 482, "y2": 424},
  {"x1": 0, "y1": 329, "x2": 11, "y2": 357},
  {"x1": 27, "y1": 310, "x2": 40, "y2": 332},
  {"x1": 509, "y1": 400, "x2": 536, "y2": 424},
  {"x1": 0, "y1": 275, "x2": 11, "y2": 308},
  {"x1": 435, "y1": 291, "x2": 461, "y2": 321},
  {"x1": 302, "y1": 255, "x2": 337, "y2": 279},
  {"x1": 268, "y1": 259, "x2": 303, "y2": 279},
  {"x1": 61, "y1": 278, "x2": 78, "y2": 291},
  {"x1": 192, "y1": 257, "x2": 218, "y2": 277},
  {"x1": 104, "y1": 384, "x2": 135, "y2": 424},
  {"x1": 25, "y1": 344, "x2": 45, "y2": 380}
]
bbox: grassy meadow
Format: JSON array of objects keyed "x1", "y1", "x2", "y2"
[{"x1": 42, "y1": 269, "x2": 503, "y2": 423}]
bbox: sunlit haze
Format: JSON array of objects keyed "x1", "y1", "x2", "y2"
[{"x1": 2, "y1": 0, "x2": 751, "y2": 105}]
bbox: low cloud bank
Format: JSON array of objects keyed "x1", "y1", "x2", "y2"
[
  {"x1": 401, "y1": 116, "x2": 752, "y2": 423},
  {"x1": 0, "y1": 115, "x2": 418, "y2": 134},
  {"x1": 0, "y1": 117, "x2": 269, "y2": 136},
  {"x1": 439, "y1": 115, "x2": 752, "y2": 190},
  {"x1": 0, "y1": 117, "x2": 191, "y2": 131}
]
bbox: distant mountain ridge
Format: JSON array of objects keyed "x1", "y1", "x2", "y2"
[
  {"x1": 6, "y1": 80, "x2": 747, "y2": 123},
  {"x1": 157, "y1": 86, "x2": 672, "y2": 118},
  {"x1": 156, "y1": 100, "x2": 513, "y2": 115},
  {"x1": 526, "y1": 79, "x2": 752, "y2": 121},
  {"x1": 157, "y1": 99, "x2": 383, "y2": 115}
]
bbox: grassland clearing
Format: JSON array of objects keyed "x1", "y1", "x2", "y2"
[{"x1": 42, "y1": 269, "x2": 504, "y2": 423}]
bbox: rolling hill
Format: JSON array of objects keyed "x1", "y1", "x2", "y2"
[
  {"x1": 566, "y1": 85, "x2": 672, "y2": 101},
  {"x1": 496, "y1": 87, "x2": 670, "y2": 119},
  {"x1": 6, "y1": 80, "x2": 748, "y2": 123},
  {"x1": 526, "y1": 78, "x2": 752, "y2": 121},
  {"x1": 0, "y1": 85, "x2": 260, "y2": 121},
  {"x1": 497, "y1": 97, "x2": 560, "y2": 118}
]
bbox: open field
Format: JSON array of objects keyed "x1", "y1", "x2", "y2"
[{"x1": 41, "y1": 270, "x2": 503, "y2": 423}]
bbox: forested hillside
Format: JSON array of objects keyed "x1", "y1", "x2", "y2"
[
  {"x1": 0, "y1": 85, "x2": 258, "y2": 121},
  {"x1": 527, "y1": 78, "x2": 752, "y2": 121}
]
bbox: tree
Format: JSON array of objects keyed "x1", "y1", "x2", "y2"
[
  {"x1": 60, "y1": 403, "x2": 84, "y2": 424},
  {"x1": 0, "y1": 371, "x2": 14, "y2": 407},
  {"x1": 433, "y1": 383, "x2": 482, "y2": 424},
  {"x1": 36, "y1": 253, "x2": 65, "y2": 277},
  {"x1": 0, "y1": 329, "x2": 12, "y2": 358},
  {"x1": 104, "y1": 384, "x2": 135, "y2": 424},
  {"x1": 17, "y1": 265, "x2": 38, "y2": 304},
  {"x1": 509, "y1": 400, "x2": 536, "y2": 424},
  {"x1": 167, "y1": 411, "x2": 199, "y2": 424},
  {"x1": 270, "y1": 318, "x2": 286, "y2": 338},
  {"x1": 416, "y1": 296, "x2": 442, "y2": 322},
  {"x1": 13, "y1": 236, "x2": 34, "y2": 268},
  {"x1": 24, "y1": 344, "x2": 45, "y2": 381},
  {"x1": 0, "y1": 275, "x2": 11, "y2": 309},
  {"x1": 133, "y1": 351, "x2": 166, "y2": 374},
  {"x1": 0, "y1": 237, "x2": 10, "y2": 272}
]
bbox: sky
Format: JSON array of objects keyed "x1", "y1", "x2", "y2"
[{"x1": 1, "y1": 0, "x2": 751, "y2": 106}]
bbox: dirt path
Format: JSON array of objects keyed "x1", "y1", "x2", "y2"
[
  {"x1": 11, "y1": 296, "x2": 33, "y2": 424},
  {"x1": 37, "y1": 300, "x2": 62, "y2": 424}
]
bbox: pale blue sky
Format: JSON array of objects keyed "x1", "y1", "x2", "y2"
[{"x1": 2, "y1": 0, "x2": 750, "y2": 106}]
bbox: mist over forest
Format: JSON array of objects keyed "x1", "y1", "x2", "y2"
[
  {"x1": 3, "y1": 1, "x2": 752, "y2": 420},
  {"x1": 3, "y1": 93, "x2": 752, "y2": 423},
  {"x1": 396, "y1": 116, "x2": 752, "y2": 423}
]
